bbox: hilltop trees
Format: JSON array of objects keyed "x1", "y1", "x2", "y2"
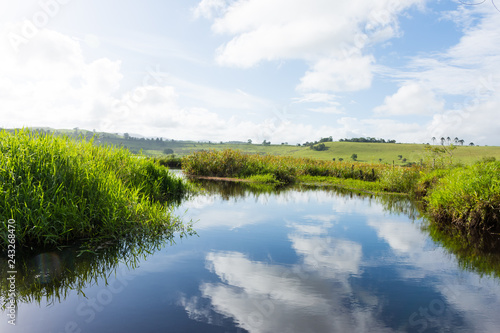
[
  {"x1": 432, "y1": 136, "x2": 468, "y2": 146},
  {"x1": 339, "y1": 137, "x2": 396, "y2": 143}
]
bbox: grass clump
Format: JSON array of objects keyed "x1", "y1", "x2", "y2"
[
  {"x1": 379, "y1": 166, "x2": 422, "y2": 194},
  {"x1": 0, "y1": 129, "x2": 189, "y2": 249},
  {"x1": 182, "y1": 149, "x2": 382, "y2": 185},
  {"x1": 425, "y1": 161, "x2": 500, "y2": 231}
]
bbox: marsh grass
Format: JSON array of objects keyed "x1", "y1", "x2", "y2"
[
  {"x1": 182, "y1": 149, "x2": 383, "y2": 184},
  {"x1": 0, "y1": 129, "x2": 190, "y2": 249},
  {"x1": 425, "y1": 161, "x2": 500, "y2": 231}
]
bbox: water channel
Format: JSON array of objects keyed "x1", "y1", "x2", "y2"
[{"x1": 2, "y1": 177, "x2": 500, "y2": 332}]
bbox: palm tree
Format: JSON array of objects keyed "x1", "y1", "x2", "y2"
[
  {"x1": 459, "y1": 139, "x2": 464, "y2": 146},
  {"x1": 446, "y1": 136, "x2": 451, "y2": 145},
  {"x1": 440, "y1": 137, "x2": 445, "y2": 145},
  {"x1": 454, "y1": 137, "x2": 459, "y2": 144},
  {"x1": 432, "y1": 137, "x2": 436, "y2": 145}
]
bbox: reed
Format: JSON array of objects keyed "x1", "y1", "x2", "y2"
[
  {"x1": 0, "y1": 129, "x2": 190, "y2": 249},
  {"x1": 425, "y1": 161, "x2": 500, "y2": 231},
  {"x1": 182, "y1": 149, "x2": 385, "y2": 184}
]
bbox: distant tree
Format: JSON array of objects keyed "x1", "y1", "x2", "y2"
[
  {"x1": 447, "y1": 137, "x2": 451, "y2": 145},
  {"x1": 332, "y1": 158, "x2": 336, "y2": 161},
  {"x1": 432, "y1": 137, "x2": 436, "y2": 145},
  {"x1": 469, "y1": 142, "x2": 475, "y2": 146},
  {"x1": 339, "y1": 158, "x2": 344, "y2": 161},
  {"x1": 310, "y1": 143, "x2": 327, "y2": 151},
  {"x1": 248, "y1": 139, "x2": 252, "y2": 144},
  {"x1": 297, "y1": 143, "x2": 301, "y2": 146},
  {"x1": 459, "y1": 139, "x2": 465, "y2": 146},
  {"x1": 398, "y1": 155, "x2": 403, "y2": 160},
  {"x1": 454, "y1": 137, "x2": 459, "y2": 144},
  {"x1": 402, "y1": 158, "x2": 407, "y2": 162},
  {"x1": 440, "y1": 137, "x2": 445, "y2": 145},
  {"x1": 124, "y1": 133, "x2": 130, "y2": 140},
  {"x1": 379, "y1": 158, "x2": 383, "y2": 162},
  {"x1": 351, "y1": 153, "x2": 358, "y2": 161},
  {"x1": 163, "y1": 148, "x2": 174, "y2": 155}
]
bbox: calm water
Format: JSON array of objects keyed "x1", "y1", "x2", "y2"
[{"x1": 2, "y1": 179, "x2": 500, "y2": 333}]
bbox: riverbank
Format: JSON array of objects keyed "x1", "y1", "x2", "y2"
[
  {"x1": 0, "y1": 129, "x2": 192, "y2": 249},
  {"x1": 182, "y1": 149, "x2": 500, "y2": 233}
]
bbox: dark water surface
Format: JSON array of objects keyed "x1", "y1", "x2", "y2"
[{"x1": 2, "y1": 178, "x2": 500, "y2": 333}]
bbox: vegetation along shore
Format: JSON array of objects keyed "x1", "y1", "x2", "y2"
[
  {"x1": 0, "y1": 129, "x2": 192, "y2": 250},
  {"x1": 1, "y1": 128, "x2": 499, "y2": 248},
  {"x1": 182, "y1": 148, "x2": 500, "y2": 234}
]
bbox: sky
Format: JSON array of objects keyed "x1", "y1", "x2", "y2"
[{"x1": 0, "y1": 0, "x2": 499, "y2": 145}]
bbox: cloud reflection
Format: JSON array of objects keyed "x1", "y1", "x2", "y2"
[{"x1": 181, "y1": 216, "x2": 395, "y2": 333}]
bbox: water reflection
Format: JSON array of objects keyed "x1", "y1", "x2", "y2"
[
  {"x1": 0, "y1": 230, "x2": 190, "y2": 310},
  {"x1": 179, "y1": 180, "x2": 500, "y2": 332},
  {"x1": 3, "y1": 177, "x2": 500, "y2": 332},
  {"x1": 425, "y1": 222, "x2": 500, "y2": 279}
]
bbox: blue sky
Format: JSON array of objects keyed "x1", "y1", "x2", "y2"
[{"x1": 1, "y1": 0, "x2": 499, "y2": 145}]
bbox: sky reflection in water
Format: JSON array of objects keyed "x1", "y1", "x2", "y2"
[{"x1": 2, "y1": 183, "x2": 500, "y2": 332}]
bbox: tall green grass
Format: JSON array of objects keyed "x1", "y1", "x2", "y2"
[
  {"x1": 182, "y1": 149, "x2": 383, "y2": 184},
  {"x1": 0, "y1": 129, "x2": 189, "y2": 249},
  {"x1": 425, "y1": 161, "x2": 500, "y2": 231}
]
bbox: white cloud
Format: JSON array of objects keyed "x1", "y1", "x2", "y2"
[
  {"x1": 298, "y1": 55, "x2": 375, "y2": 92},
  {"x1": 0, "y1": 25, "x2": 340, "y2": 143},
  {"x1": 192, "y1": 0, "x2": 228, "y2": 19},
  {"x1": 197, "y1": 0, "x2": 425, "y2": 92},
  {"x1": 292, "y1": 92, "x2": 345, "y2": 114},
  {"x1": 374, "y1": 84, "x2": 445, "y2": 116},
  {"x1": 0, "y1": 27, "x2": 122, "y2": 129},
  {"x1": 382, "y1": 6, "x2": 500, "y2": 144}
]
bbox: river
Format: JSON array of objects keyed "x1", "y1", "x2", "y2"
[{"x1": 1, "y1": 178, "x2": 500, "y2": 332}]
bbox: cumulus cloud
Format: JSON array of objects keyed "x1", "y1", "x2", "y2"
[
  {"x1": 298, "y1": 55, "x2": 375, "y2": 92},
  {"x1": 382, "y1": 4, "x2": 500, "y2": 143},
  {"x1": 196, "y1": 0, "x2": 425, "y2": 92},
  {"x1": 0, "y1": 24, "x2": 339, "y2": 143},
  {"x1": 0, "y1": 27, "x2": 122, "y2": 129},
  {"x1": 192, "y1": 0, "x2": 228, "y2": 19},
  {"x1": 374, "y1": 84, "x2": 445, "y2": 116}
]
